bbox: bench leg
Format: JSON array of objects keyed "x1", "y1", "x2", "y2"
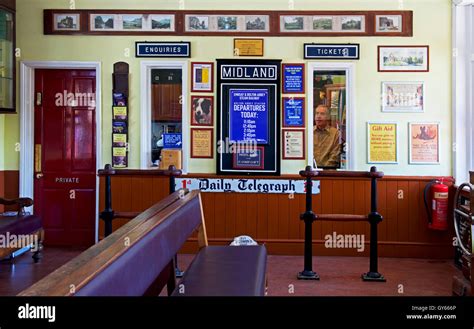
[{"x1": 31, "y1": 230, "x2": 44, "y2": 263}]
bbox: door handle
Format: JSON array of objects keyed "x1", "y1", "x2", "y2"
[{"x1": 36, "y1": 173, "x2": 43, "y2": 179}]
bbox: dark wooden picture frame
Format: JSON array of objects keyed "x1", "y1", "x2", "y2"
[
  {"x1": 232, "y1": 146, "x2": 265, "y2": 169},
  {"x1": 282, "y1": 129, "x2": 305, "y2": 160},
  {"x1": 43, "y1": 9, "x2": 413, "y2": 37},
  {"x1": 191, "y1": 95, "x2": 214, "y2": 126},
  {"x1": 191, "y1": 128, "x2": 213, "y2": 158},
  {"x1": 282, "y1": 63, "x2": 305, "y2": 94},
  {"x1": 282, "y1": 97, "x2": 305, "y2": 128},
  {"x1": 191, "y1": 62, "x2": 214, "y2": 92},
  {"x1": 378, "y1": 45, "x2": 429, "y2": 72}
]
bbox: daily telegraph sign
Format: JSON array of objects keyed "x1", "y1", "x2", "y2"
[
  {"x1": 135, "y1": 42, "x2": 191, "y2": 57},
  {"x1": 175, "y1": 178, "x2": 320, "y2": 194},
  {"x1": 304, "y1": 44, "x2": 359, "y2": 60}
]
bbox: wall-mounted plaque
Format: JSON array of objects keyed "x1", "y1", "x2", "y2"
[
  {"x1": 135, "y1": 41, "x2": 191, "y2": 57},
  {"x1": 234, "y1": 38, "x2": 264, "y2": 56},
  {"x1": 283, "y1": 97, "x2": 305, "y2": 127},
  {"x1": 282, "y1": 64, "x2": 305, "y2": 93},
  {"x1": 304, "y1": 43, "x2": 359, "y2": 60},
  {"x1": 191, "y1": 128, "x2": 213, "y2": 158},
  {"x1": 282, "y1": 129, "x2": 305, "y2": 160},
  {"x1": 233, "y1": 146, "x2": 264, "y2": 169}
]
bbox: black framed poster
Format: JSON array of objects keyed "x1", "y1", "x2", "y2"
[{"x1": 217, "y1": 59, "x2": 281, "y2": 175}]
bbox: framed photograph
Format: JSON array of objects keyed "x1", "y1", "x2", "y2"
[
  {"x1": 378, "y1": 46, "x2": 429, "y2": 72},
  {"x1": 233, "y1": 146, "x2": 265, "y2": 169},
  {"x1": 282, "y1": 97, "x2": 305, "y2": 127},
  {"x1": 186, "y1": 15, "x2": 210, "y2": 31},
  {"x1": 150, "y1": 14, "x2": 175, "y2": 31},
  {"x1": 191, "y1": 128, "x2": 213, "y2": 158},
  {"x1": 53, "y1": 13, "x2": 81, "y2": 31},
  {"x1": 122, "y1": 14, "x2": 144, "y2": 30},
  {"x1": 282, "y1": 129, "x2": 305, "y2": 159},
  {"x1": 340, "y1": 15, "x2": 365, "y2": 32},
  {"x1": 367, "y1": 122, "x2": 398, "y2": 164},
  {"x1": 90, "y1": 14, "x2": 116, "y2": 31},
  {"x1": 191, "y1": 96, "x2": 214, "y2": 126},
  {"x1": 382, "y1": 82, "x2": 424, "y2": 113},
  {"x1": 313, "y1": 16, "x2": 333, "y2": 31},
  {"x1": 245, "y1": 16, "x2": 269, "y2": 31},
  {"x1": 282, "y1": 63, "x2": 305, "y2": 93},
  {"x1": 191, "y1": 62, "x2": 214, "y2": 92},
  {"x1": 281, "y1": 16, "x2": 305, "y2": 31},
  {"x1": 409, "y1": 122, "x2": 439, "y2": 164},
  {"x1": 217, "y1": 16, "x2": 238, "y2": 31},
  {"x1": 376, "y1": 15, "x2": 402, "y2": 33},
  {"x1": 234, "y1": 38, "x2": 264, "y2": 56}
]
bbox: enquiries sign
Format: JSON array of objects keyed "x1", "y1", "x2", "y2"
[{"x1": 176, "y1": 178, "x2": 320, "y2": 194}]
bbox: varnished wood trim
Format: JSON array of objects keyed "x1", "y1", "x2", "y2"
[
  {"x1": 317, "y1": 214, "x2": 368, "y2": 221},
  {"x1": 197, "y1": 193, "x2": 208, "y2": 249}
]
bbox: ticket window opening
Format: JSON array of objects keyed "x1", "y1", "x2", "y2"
[{"x1": 313, "y1": 70, "x2": 347, "y2": 170}]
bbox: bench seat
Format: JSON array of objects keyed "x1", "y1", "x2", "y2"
[
  {"x1": 0, "y1": 215, "x2": 42, "y2": 236},
  {"x1": 172, "y1": 245, "x2": 267, "y2": 296}
]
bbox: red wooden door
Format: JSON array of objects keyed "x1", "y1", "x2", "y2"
[{"x1": 34, "y1": 69, "x2": 96, "y2": 247}]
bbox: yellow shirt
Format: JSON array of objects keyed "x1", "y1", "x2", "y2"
[{"x1": 313, "y1": 126, "x2": 341, "y2": 168}]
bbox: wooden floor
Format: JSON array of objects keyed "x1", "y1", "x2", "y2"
[{"x1": 0, "y1": 247, "x2": 459, "y2": 296}]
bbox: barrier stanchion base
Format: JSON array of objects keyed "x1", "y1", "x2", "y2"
[
  {"x1": 362, "y1": 272, "x2": 386, "y2": 282},
  {"x1": 297, "y1": 270, "x2": 320, "y2": 280}
]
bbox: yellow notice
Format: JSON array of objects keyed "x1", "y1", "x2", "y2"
[
  {"x1": 368, "y1": 123, "x2": 397, "y2": 163},
  {"x1": 234, "y1": 39, "x2": 264, "y2": 56}
]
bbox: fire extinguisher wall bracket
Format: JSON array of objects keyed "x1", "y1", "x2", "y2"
[{"x1": 424, "y1": 179, "x2": 449, "y2": 231}]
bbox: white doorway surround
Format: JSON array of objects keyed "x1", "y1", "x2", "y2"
[
  {"x1": 139, "y1": 60, "x2": 189, "y2": 172},
  {"x1": 306, "y1": 61, "x2": 356, "y2": 170},
  {"x1": 19, "y1": 61, "x2": 102, "y2": 243}
]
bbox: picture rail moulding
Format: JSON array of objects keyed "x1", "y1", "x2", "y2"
[{"x1": 44, "y1": 10, "x2": 413, "y2": 37}]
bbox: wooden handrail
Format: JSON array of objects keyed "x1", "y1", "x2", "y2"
[
  {"x1": 317, "y1": 214, "x2": 368, "y2": 222},
  {"x1": 98, "y1": 164, "x2": 182, "y2": 177},
  {"x1": 299, "y1": 166, "x2": 384, "y2": 179}
]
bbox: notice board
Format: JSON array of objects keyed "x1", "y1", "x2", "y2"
[{"x1": 217, "y1": 59, "x2": 281, "y2": 175}]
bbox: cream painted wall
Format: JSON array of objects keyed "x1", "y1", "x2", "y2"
[
  {"x1": 8, "y1": 0, "x2": 451, "y2": 175},
  {"x1": 0, "y1": 114, "x2": 4, "y2": 170}
]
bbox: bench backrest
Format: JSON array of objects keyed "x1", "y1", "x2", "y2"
[{"x1": 19, "y1": 189, "x2": 206, "y2": 296}]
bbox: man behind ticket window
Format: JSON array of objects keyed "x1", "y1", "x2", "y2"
[{"x1": 313, "y1": 105, "x2": 341, "y2": 168}]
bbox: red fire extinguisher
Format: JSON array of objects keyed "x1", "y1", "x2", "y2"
[{"x1": 423, "y1": 179, "x2": 449, "y2": 231}]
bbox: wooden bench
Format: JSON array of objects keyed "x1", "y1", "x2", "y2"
[
  {"x1": 18, "y1": 190, "x2": 267, "y2": 296},
  {"x1": 0, "y1": 198, "x2": 43, "y2": 262}
]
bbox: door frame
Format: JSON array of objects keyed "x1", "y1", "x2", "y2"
[
  {"x1": 19, "y1": 61, "x2": 102, "y2": 243},
  {"x1": 307, "y1": 61, "x2": 356, "y2": 170},
  {"x1": 140, "y1": 60, "x2": 189, "y2": 172}
]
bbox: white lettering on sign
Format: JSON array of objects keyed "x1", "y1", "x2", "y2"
[
  {"x1": 55, "y1": 177, "x2": 80, "y2": 183},
  {"x1": 221, "y1": 65, "x2": 277, "y2": 80},
  {"x1": 176, "y1": 178, "x2": 320, "y2": 194}
]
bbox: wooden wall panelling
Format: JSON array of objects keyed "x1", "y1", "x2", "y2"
[
  {"x1": 277, "y1": 194, "x2": 290, "y2": 240},
  {"x1": 235, "y1": 193, "x2": 246, "y2": 236},
  {"x1": 385, "y1": 181, "x2": 399, "y2": 257},
  {"x1": 267, "y1": 194, "x2": 279, "y2": 240},
  {"x1": 0, "y1": 171, "x2": 4, "y2": 212},
  {"x1": 213, "y1": 193, "x2": 226, "y2": 238},
  {"x1": 245, "y1": 193, "x2": 258, "y2": 239},
  {"x1": 397, "y1": 181, "x2": 410, "y2": 243},
  {"x1": 256, "y1": 193, "x2": 268, "y2": 239}
]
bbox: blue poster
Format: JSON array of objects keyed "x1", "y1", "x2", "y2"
[
  {"x1": 282, "y1": 64, "x2": 304, "y2": 93},
  {"x1": 283, "y1": 98, "x2": 304, "y2": 127},
  {"x1": 229, "y1": 89, "x2": 269, "y2": 144},
  {"x1": 163, "y1": 133, "x2": 182, "y2": 149}
]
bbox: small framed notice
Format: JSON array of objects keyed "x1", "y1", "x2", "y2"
[
  {"x1": 367, "y1": 122, "x2": 398, "y2": 164},
  {"x1": 191, "y1": 128, "x2": 213, "y2": 158},
  {"x1": 282, "y1": 129, "x2": 305, "y2": 159},
  {"x1": 282, "y1": 63, "x2": 305, "y2": 93},
  {"x1": 191, "y1": 62, "x2": 214, "y2": 92},
  {"x1": 234, "y1": 38, "x2": 264, "y2": 56},
  {"x1": 233, "y1": 146, "x2": 264, "y2": 169},
  {"x1": 283, "y1": 97, "x2": 305, "y2": 127},
  {"x1": 409, "y1": 122, "x2": 439, "y2": 164}
]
